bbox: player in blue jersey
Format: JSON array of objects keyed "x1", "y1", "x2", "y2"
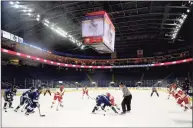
[
  {"x1": 3, "y1": 86, "x2": 18, "y2": 112},
  {"x1": 92, "y1": 94, "x2": 118, "y2": 114},
  {"x1": 25, "y1": 86, "x2": 43, "y2": 116},
  {"x1": 14, "y1": 87, "x2": 35, "y2": 112}
]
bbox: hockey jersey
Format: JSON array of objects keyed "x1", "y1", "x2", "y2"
[
  {"x1": 96, "y1": 95, "x2": 111, "y2": 106},
  {"x1": 29, "y1": 90, "x2": 41, "y2": 103},
  {"x1": 55, "y1": 89, "x2": 65, "y2": 97},
  {"x1": 22, "y1": 90, "x2": 32, "y2": 98},
  {"x1": 83, "y1": 88, "x2": 88, "y2": 94},
  {"x1": 4, "y1": 89, "x2": 15, "y2": 100}
]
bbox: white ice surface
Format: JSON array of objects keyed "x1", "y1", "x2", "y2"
[{"x1": 2, "y1": 90, "x2": 192, "y2": 127}]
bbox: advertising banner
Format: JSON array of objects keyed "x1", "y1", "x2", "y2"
[{"x1": 2, "y1": 30, "x2": 11, "y2": 39}]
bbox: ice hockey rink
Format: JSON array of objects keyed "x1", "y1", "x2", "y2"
[{"x1": 2, "y1": 89, "x2": 192, "y2": 127}]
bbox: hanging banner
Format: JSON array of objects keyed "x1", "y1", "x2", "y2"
[{"x1": 137, "y1": 50, "x2": 143, "y2": 57}]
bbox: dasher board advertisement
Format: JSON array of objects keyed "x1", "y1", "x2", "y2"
[
  {"x1": 103, "y1": 13, "x2": 115, "y2": 52},
  {"x1": 82, "y1": 15, "x2": 104, "y2": 37}
]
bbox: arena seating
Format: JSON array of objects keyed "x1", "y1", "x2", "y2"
[
  {"x1": 1, "y1": 41, "x2": 191, "y2": 66},
  {"x1": 1, "y1": 62, "x2": 191, "y2": 89}
]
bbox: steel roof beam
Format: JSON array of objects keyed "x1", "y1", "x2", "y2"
[
  {"x1": 114, "y1": 18, "x2": 180, "y2": 25},
  {"x1": 112, "y1": 13, "x2": 184, "y2": 20}
]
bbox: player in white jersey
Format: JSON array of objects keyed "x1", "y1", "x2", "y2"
[{"x1": 51, "y1": 86, "x2": 65, "y2": 110}]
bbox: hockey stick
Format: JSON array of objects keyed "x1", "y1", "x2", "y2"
[
  {"x1": 38, "y1": 107, "x2": 45, "y2": 117},
  {"x1": 21, "y1": 104, "x2": 27, "y2": 112},
  {"x1": 88, "y1": 95, "x2": 95, "y2": 100}
]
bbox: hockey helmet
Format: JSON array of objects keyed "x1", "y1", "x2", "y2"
[
  {"x1": 30, "y1": 86, "x2": 35, "y2": 91},
  {"x1": 38, "y1": 86, "x2": 43, "y2": 91},
  {"x1": 60, "y1": 86, "x2": 64, "y2": 90},
  {"x1": 106, "y1": 92, "x2": 111, "y2": 97}
]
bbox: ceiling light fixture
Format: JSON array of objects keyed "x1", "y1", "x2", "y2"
[
  {"x1": 187, "y1": 9, "x2": 190, "y2": 13},
  {"x1": 28, "y1": 9, "x2": 32, "y2": 12},
  {"x1": 27, "y1": 13, "x2": 31, "y2": 16},
  {"x1": 9, "y1": 1, "x2": 14, "y2": 5},
  {"x1": 16, "y1": 1, "x2": 19, "y2": 4},
  {"x1": 80, "y1": 45, "x2": 85, "y2": 50},
  {"x1": 14, "y1": 4, "x2": 19, "y2": 8},
  {"x1": 43, "y1": 22, "x2": 49, "y2": 27},
  {"x1": 44, "y1": 19, "x2": 49, "y2": 24},
  {"x1": 36, "y1": 18, "x2": 40, "y2": 21}
]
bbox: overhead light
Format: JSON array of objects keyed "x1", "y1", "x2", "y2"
[
  {"x1": 179, "y1": 19, "x2": 183, "y2": 23},
  {"x1": 54, "y1": 29, "x2": 67, "y2": 37},
  {"x1": 37, "y1": 14, "x2": 40, "y2": 18},
  {"x1": 16, "y1": 1, "x2": 19, "y2": 4},
  {"x1": 80, "y1": 45, "x2": 85, "y2": 50},
  {"x1": 22, "y1": 10, "x2": 27, "y2": 12},
  {"x1": 191, "y1": 2, "x2": 193, "y2": 5},
  {"x1": 187, "y1": 9, "x2": 190, "y2": 13},
  {"x1": 14, "y1": 4, "x2": 19, "y2": 8},
  {"x1": 9, "y1": 1, "x2": 14, "y2": 5},
  {"x1": 177, "y1": 24, "x2": 181, "y2": 28},
  {"x1": 27, "y1": 13, "x2": 31, "y2": 16},
  {"x1": 77, "y1": 42, "x2": 82, "y2": 46},
  {"x1": 36, "y1": 18, "x2": 40, "y2": 21},
  {"x1": 28, "y1": 9, "x2": 32, "y2": 12},
  {"x1": 44, "y1": 19, "x2": 49, "y2": 24},
  {"x1": 44, "y1": 22, "x2": 49, "y2": 27},
  {"x1": 68, "y1": 35, "x2": 72, "y2": 38},
  {"x1": 182, "y1": 14, "x2": 187, "y2": 19}
]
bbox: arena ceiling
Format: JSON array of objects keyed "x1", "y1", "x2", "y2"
[{"x1": 1, "y1": 1, "x2": 193, "y2": 58}]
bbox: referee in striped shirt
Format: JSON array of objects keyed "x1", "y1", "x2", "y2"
[{"x1": 119, "y1": 82, "x2": 132, "y2": 114}]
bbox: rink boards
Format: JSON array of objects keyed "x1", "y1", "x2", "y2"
[
  {"x1": 1, "y1": 87, "x2": 192, "y2": 101},
  {"x1": 1, "y1": 87, "x2": 168, "y2": 95}
]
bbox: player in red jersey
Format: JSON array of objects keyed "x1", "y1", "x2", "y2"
[
  {"x1": 168, "y1": 83, "x2": 177, "y2": 99},
  {"x1": 176, "y1": 89, "x2": 192, "y2": 111},
  {"x1": 106, "y1": 92, "x2": 120, "y2": 111},
  {"x1": 82, "y1": 87, "x2": 89, "y2": 99},
  {"x1": 51, "y1": 86, "x2": 65, "y2": 110}
]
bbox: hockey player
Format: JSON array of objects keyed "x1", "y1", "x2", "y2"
[
  {"x1": 44, "y1": 85, "x2": 51, "y2": 96},
  {"x1": 14, "y1": 87, "x2": 35, "y2": 112},
  {"x1": 25, "y1": 86, "x2": 43, "y2": 116},
  {"x1": 106, "y1": 92, "x2": 120, "y2": 110},
  {"x1": 92, "y1": 94, "x2": 118, "y2": 114},
  {"x1": 168, "y1": 83, "x2": 177, "y2": 99},
  {"x1": 82, "y1": 87, "x2": 89, "y2": 99},
  {"x1": 51, "y1": 86, "x2": 65, "y2": 110},
  {"x1": 176, "y1": 89, "x2": 192, "y2": 111},
  {"x1": 3, "y1": 86, "x2": 18, "y2": 112},
  {"x1": 150, "y1": 86, "x2": 159, "y2": 97}
]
